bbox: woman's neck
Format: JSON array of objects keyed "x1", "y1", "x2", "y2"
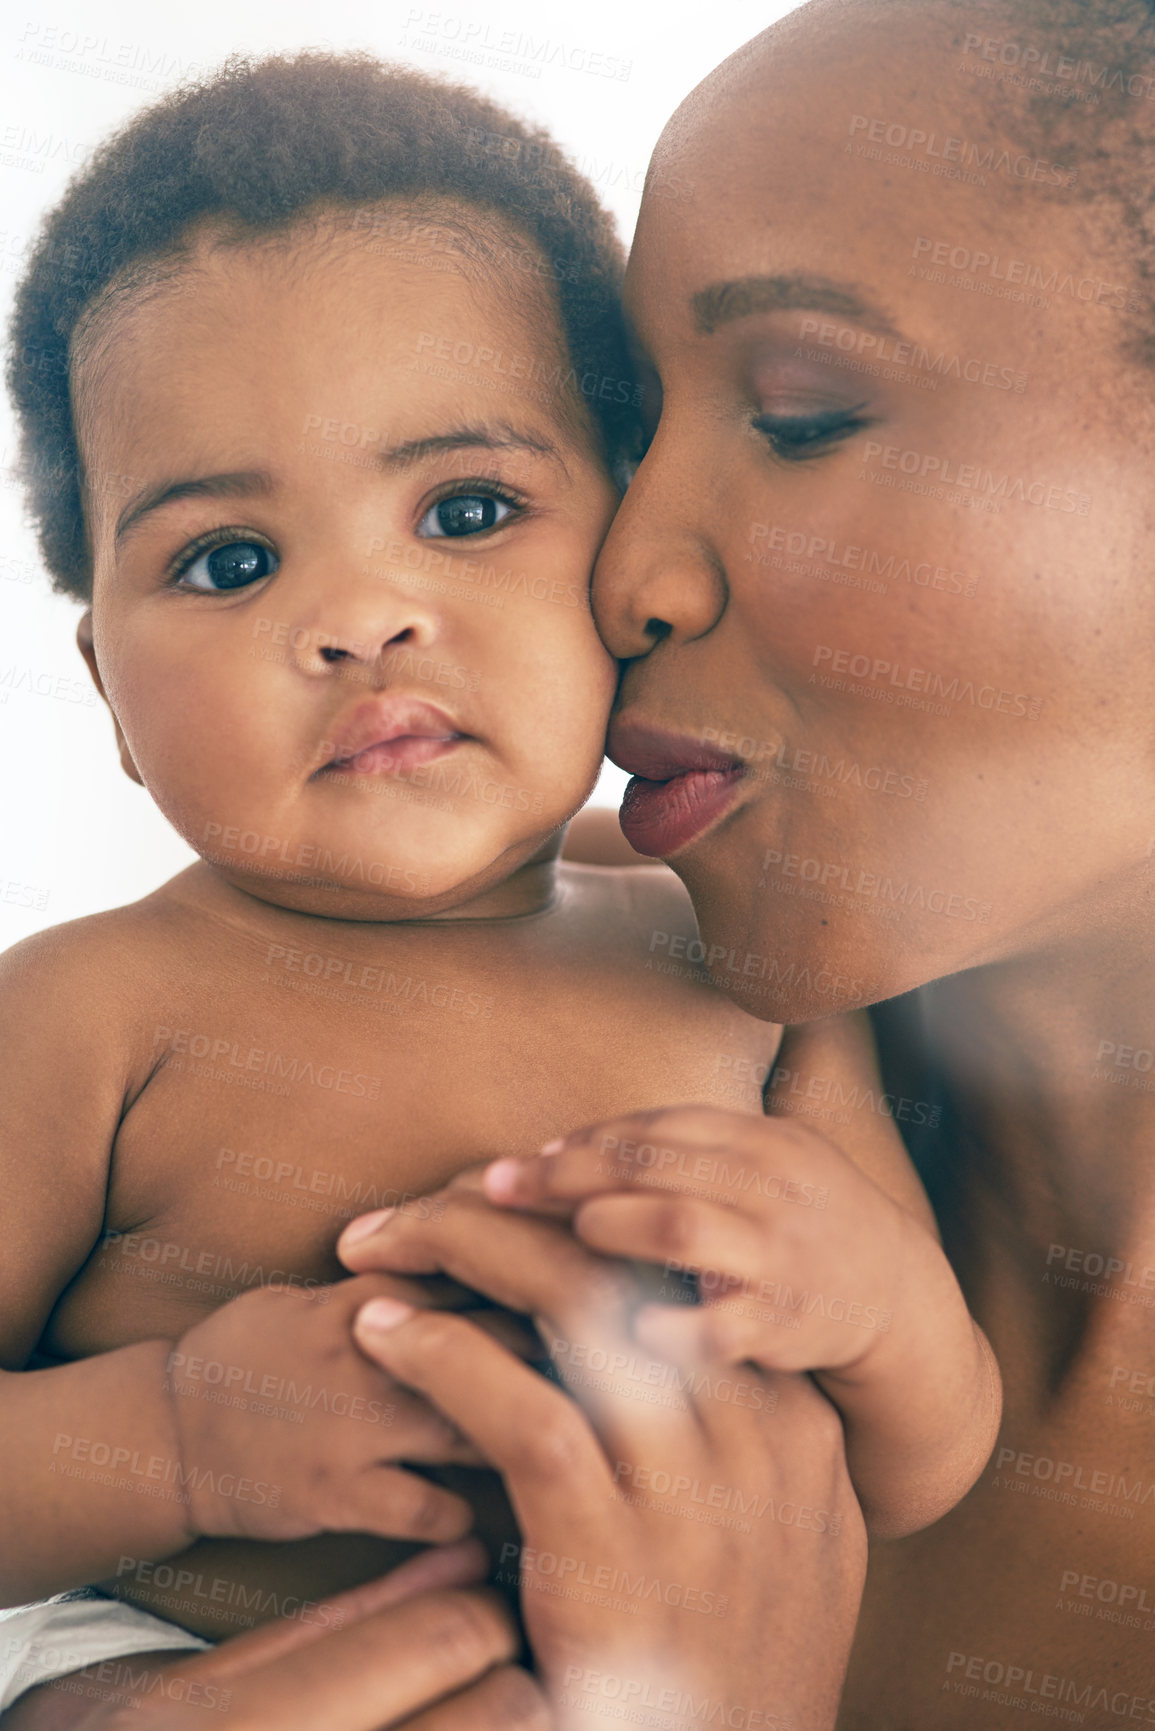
[
  {"x1": 923, "y1": 936, "x2": 1155, "y2": 1250},
  {"x1": 900, "y1": 912, "x2": 1155, "y2": 1396}
]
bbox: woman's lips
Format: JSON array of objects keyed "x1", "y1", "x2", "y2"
[{"x1": 610, "y1": 722, "x2": 747, "y2": 857}]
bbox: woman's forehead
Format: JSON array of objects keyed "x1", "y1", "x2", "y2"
[
  {"x1": 624, "y1": 3, "x2": 1134, "y2": 394},
  {"x1": 640, "y1": 0, "x2": 1153, "y2": 241},
  {"x1": 642, "y1": 5, "x2": 1047, "y2": 222}
]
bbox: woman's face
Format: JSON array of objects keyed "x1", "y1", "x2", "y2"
[{"x1": 593, "y1": 1, "x2": 1155, "y2": 1021}]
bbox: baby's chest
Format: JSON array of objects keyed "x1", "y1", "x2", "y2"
[{"x1": 50, "y1": 973, "x2": 771, "y2": 1355}]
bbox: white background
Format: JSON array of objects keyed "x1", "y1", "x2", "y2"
[{"x1": 0, "y1": 0, "x2": 805, "y2": 948}]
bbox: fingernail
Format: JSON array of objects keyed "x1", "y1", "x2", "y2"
[
  {"x1": 356, "y1": 1298, "x2": 414, "y2": 1333},
  {"x1": 540, "y1": 1138, "x2": 564, "y2": 1155},
  {"x1": 484, "y1": 1158, "x2": 523, "y2": 1201},
  {"x1": 339, "y1": 1207, "x2": 394, "y2": 1249}
]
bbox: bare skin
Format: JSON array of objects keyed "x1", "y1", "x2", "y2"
[
  {"x1": 0, "y1": 1541, "x2": 549, "y2": 1731},
  {"x1": 0, "y1": 213, "x2": 792, "y2": 1639},
  {"x1": 578, "y1": 2, "x2": 1155, "y2": 1723},
  {"x1": 2, "y1": 180, "x2": 989, "y2": 1720}
]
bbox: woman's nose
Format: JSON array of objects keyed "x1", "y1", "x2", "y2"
[{"x1": 591, "y1": 436, "x2": 728, "y2": 658}]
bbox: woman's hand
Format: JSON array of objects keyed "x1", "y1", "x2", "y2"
[
  {"x1": 481, "y1": 1106, "x2": 1002, "y2": 1538},
  {"x1": 339, "y1": 1185, "x2": 867, "y2": 1731},
  {"x1": 1, "y1": 1540, "x2": 546, "y2": 1731}
]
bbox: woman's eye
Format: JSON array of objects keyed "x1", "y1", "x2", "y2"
[
  {"x1": 753, "y1": 409, "x2": 869, "y2": 461},
  {"x1": 417, "y1": 494, "x2": 515, "y2": 538},
  {"x1": 177, "y1": 540, "x2": 279, "y2": 591}
]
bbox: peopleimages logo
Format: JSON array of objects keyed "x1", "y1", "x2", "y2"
[
  {"x1": 911, "y1": 236, "x2": 1143, "y2": 312},
  {"x1": 799, "y1": 315, "x2": 1027, "y2": 391},
  {"x1": 749, "y1": 521, "x2": 977, "y2": 597},
  {"x1": 860, "y1": 439, "x2": 1091, "y2": 514},
  {"x1": 847, "y1": 113, "x2": 1076, "y2": 186},
  {"x1": 811, "y1": 645, "x2": 1042, "y2": 719},
  {"x1": 760, "y1": 849, "x2": 992, "y2": 924},
  {"x1": 960, "y1": 30, "x2": 1155, "y2": 102},
  {"x1": 944, "y1": 1650, "x2": 1155, "y2": 1720},
  {"x1": 646, "y1": 930, "x2": 864, "y2": 1002},
  {"x1": 993, "y1": 1446, "x2": 1155, "y2": 1505}
]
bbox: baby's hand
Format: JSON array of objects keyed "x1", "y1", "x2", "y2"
[
  {"x1": 485, "y1": 1106, "x2": 1001, "y2": 1538},
  {"x1": 165, "y1": 1273, "x2": 485, "y2": 1547},
  {"x1": 485, "y1": 1107, "x2": 917, "y2": 1371}
]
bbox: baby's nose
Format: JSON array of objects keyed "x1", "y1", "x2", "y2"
[
  {"x1": 315, "y1": 623, "x2": 412, "y2": 667},
  {"x1": 289, "y1": 591, "x2": 442, "y2": 679}
]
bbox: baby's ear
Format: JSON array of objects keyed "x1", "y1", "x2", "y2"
[{"x1": 76, "y1": 609, "x2": 144, "y2": 788}]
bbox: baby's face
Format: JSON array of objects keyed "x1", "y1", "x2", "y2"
[{"x1": 75, "y1": 212, "x2": 620, "y2": 919}]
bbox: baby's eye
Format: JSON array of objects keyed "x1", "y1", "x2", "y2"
[
  {"x1": 417, "y1": 494, "x2": 515, "y2": 538},
  {"x1": 753, "y1": 408, "x2": 871, "y2": 461},
  {"x1": 177, "y1": 539, "x2": 279, "y2": 592}
]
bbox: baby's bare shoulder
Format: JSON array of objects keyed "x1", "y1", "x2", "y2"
[
  {"x1": 0, "y1": 881, "x2": 198, "y2": 1053},
  {"x1": 553, "y1": 865, "x2": 778, "y2": 1109},
  {"x1": 0, "y1": 890, "x2": 205, "y2": 1361}
]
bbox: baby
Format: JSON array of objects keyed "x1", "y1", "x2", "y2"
[{"x1": 0, "y1": 49, "x2": 998, "y2": 1716}]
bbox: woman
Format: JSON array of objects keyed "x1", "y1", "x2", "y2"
[
  {"x1": 497, "y1": 0, "x2": 1154, "y2": 1721},
  {"x1": 353, "y1": 0, "x2": 1155, "y2": 1722},
  {"x1": 11, "y1": 0, "x2": 1152, "y2": 1724}
]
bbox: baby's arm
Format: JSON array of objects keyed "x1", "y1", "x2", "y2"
[
  {"x1": 763, "y1": 1012, "x2": 1001, "y2": 1537},
  {"x1": 0, "y1": 926, "x2": 196, "y2": 1600},
  {"x1": 0, "y1": 925, "x2": 480, "y2": 1606},
  {"x1": 482, "y1": 1011, "x2": 1001, "y2": 1541}
]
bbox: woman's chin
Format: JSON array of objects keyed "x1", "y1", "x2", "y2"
[{"x1": 686, "y1": 886, "x2": 878, "y2": 1023}]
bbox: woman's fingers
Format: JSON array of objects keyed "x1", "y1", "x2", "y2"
[
  {"x1": 463, "y1": 1306, "x2": 544, "y2": 1362},
  {"x1": 340, "y1": 1192, "x2": 641, "y2": 1347},
  {"x1": 147, "y1": 1588, "x2": 519, "y2": 1731},
  {"x1": 3, "y1": 1549, "x2": 508, "y2": 1730},
  {"x1": 377, "y1": 1314, "x2": 543, "y2": 1471},
  {"x1": 339, "y1": 1270, "x2": 484, "y2": 1313},
  {"x1": 632, "y1": 1298, "x2": 769, "y2": 1369},
  {"x1": 345, "y1": 1200, "x2": 703, "y2": 1460},
  {"x1": 352, "y1": 1303, "x2": 620, "y2": 1532},
  {"x1": 186, "y1": 1539, "x2": 493, "y2": 1681},
  {"x1": 397, "y1": 1666, "x2": 549, "y2": 1731},
  {"x1": 377, "y1": 1386, "x2": 488, "y2": 1468}
]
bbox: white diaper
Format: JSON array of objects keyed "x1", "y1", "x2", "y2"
[{"x1": 0, "y1": 1589, "x2": 209, "y2": 1714}]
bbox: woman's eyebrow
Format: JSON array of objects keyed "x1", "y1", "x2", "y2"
[
  {"x1": 691, "y1": 274, "x2": 905, "y2": 340},
  {"x1": 115, "y1": 471, "x2": 273, "y2": 547}
]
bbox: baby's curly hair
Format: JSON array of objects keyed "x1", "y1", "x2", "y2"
[{"x1": 6, "y1": 51, "x2": 640, "y2": 601}]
